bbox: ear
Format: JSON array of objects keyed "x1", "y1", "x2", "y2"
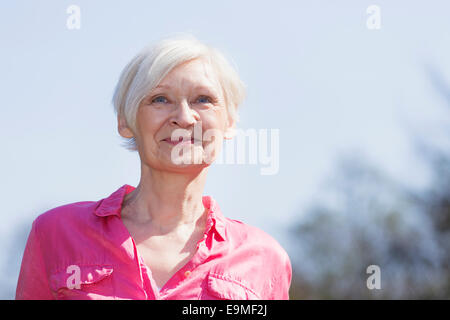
[{"x1": 117, "y1": 114, "x2": 134, "y2": 139}]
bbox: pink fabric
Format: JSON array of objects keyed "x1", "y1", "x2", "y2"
[{"x1": 16, "y1": 184, "x2": 292, "y2": 300}]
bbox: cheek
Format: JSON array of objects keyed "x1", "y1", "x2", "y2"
[
  {"x1": 201, "y1": 122, "x2": 226, "y2": 164},
  {"x1": 199, "y1": 109, "x2": 228, "y2": 144},
  {"x1": 135, "y1": 108, "x2": 164, "y2": 142},
  {"x1": 201, "y1": 108, "x2": 228, "y2": 132}
]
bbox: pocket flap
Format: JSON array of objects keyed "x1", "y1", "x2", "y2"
[
  {"x1": 50, "y1": 265, "x2": 113, "y2": 292},
  {"x1": 207, "y1": 273, "x2": 260, "y2": 300}
]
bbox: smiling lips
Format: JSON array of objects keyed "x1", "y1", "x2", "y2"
[{"x1": 163, "y1": 137, "x2": 201, "y2": 145}]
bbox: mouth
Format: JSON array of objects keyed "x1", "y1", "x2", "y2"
[{"x1": 162, "y1": 137, "x2": 201, "y2": 146}]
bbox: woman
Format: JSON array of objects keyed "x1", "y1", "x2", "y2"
[{"x1": 16, "y1": 34, "x2": 292, "y2": 300}]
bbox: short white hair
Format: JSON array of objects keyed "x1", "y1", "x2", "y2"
[{"x1": 112, "y1": 33, "x2": 247, "y2": 152}]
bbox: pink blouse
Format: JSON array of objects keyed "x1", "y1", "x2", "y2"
[{"x1": 16, "y1": 184, "x2": 292, "y2": 300}]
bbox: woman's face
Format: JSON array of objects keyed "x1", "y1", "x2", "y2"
[{"x1": 119, "y1": 58, "x2": 234, "y2": 173}]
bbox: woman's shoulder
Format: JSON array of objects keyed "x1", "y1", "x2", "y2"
[
  {"x1": 224, "y1": 217, "x2": 291, "y2": 263},
  {"x1": 33, "y1": 200, "x2": 99, "y2": 232},
  {"x1": 224, "y1": 217, "x2": 284, "y2": 246}
]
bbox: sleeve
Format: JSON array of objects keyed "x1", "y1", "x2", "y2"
[
  {"x1": 15, "y1": 219, "x2": 54, "y2": 300},
  {"x1": 270, "y1": 249, "x2": 292, "y2": 300}
]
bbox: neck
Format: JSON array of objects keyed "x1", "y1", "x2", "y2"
[{"x1": 122, "y1": 165, "x2": 209, "y2": 233}]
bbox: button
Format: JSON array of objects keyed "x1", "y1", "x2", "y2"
[{"x1": 184, "y1": 270, "x2": 191, "y2": 278}]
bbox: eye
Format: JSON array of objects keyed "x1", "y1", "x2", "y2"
[
  {"x1": 151, "y1": 96, "x2": 168, "y2": 104},
  {"x1": 196, "y1": 95, "x2": 214, "y2": 104}
]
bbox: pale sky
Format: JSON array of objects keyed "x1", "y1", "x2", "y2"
[{"x1": 1, "y1": 0, "x2": 449, "y2": 298}]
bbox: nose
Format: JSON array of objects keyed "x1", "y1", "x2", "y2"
[{"x1": 170, "y1": 100, "x2": 200, "y2": 128}]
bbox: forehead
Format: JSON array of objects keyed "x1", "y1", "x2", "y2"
[{"x1": 156, "y1": 58, "x2": 221, "y2": 92}]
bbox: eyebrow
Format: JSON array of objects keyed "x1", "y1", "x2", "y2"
[
  {"x1": 154, "y1": 84, "x2": 220, "y2": 95},
  {"x1": 154, "y1": 84, "x2": 171, "y2": 89}
]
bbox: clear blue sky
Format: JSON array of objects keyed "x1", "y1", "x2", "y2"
[{"x1": 1, "y1": 0, "x2": 449, "y2": 298}]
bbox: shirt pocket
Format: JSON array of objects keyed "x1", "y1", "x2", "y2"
[
  {"x1": 204, "y1": 272, "x2": 261, "y2": 300},
  {"x1": 49, "y1": 265, "x2": 114, "y2": 300}
]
